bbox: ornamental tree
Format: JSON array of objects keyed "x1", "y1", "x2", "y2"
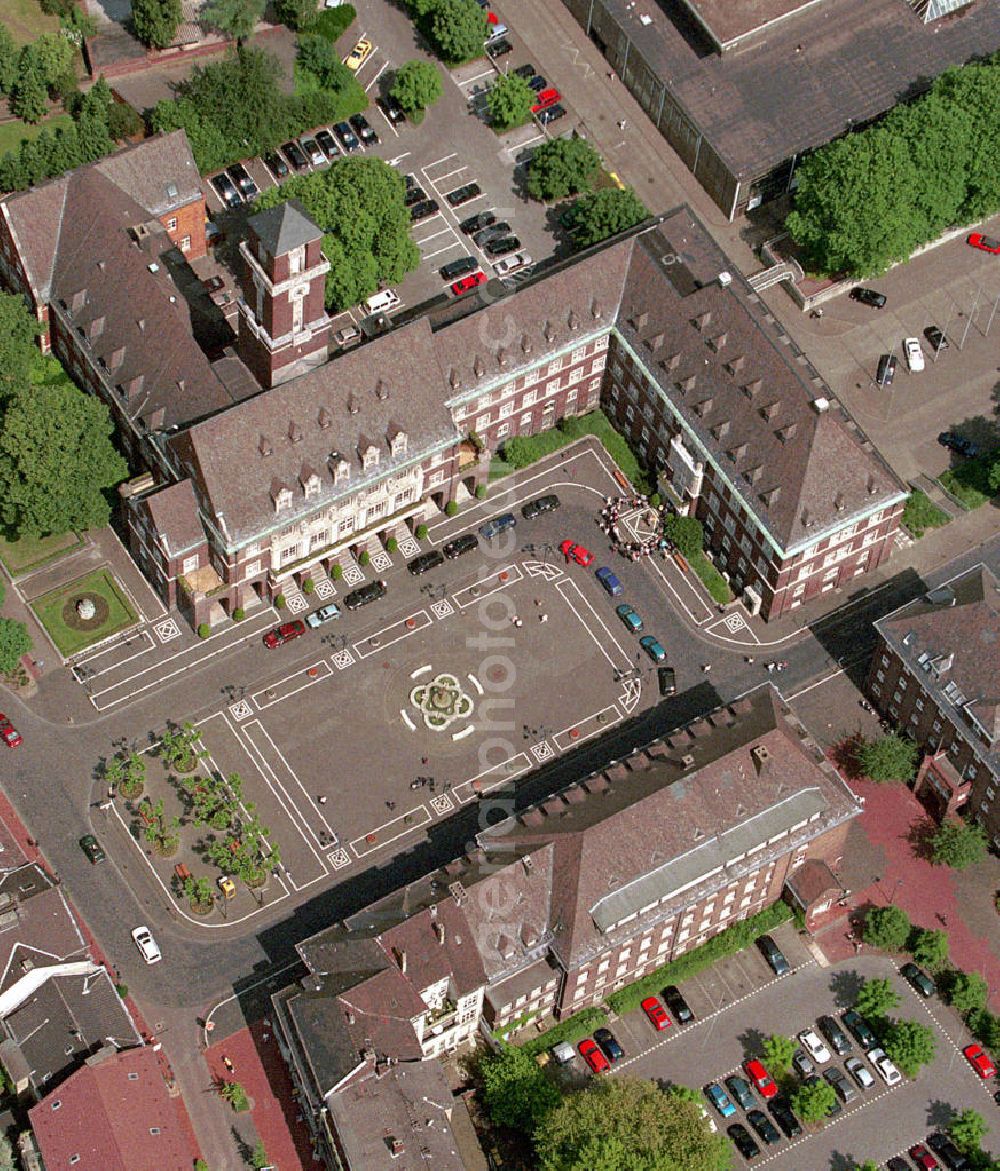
[
  {"x1": 862, "y1": 905, "x2": 911, "y2": 952},
  {"x1": 487, "y1": 72, "x2": 534, "y2": 132},
  {"x1": 0, "y1": 620, "x2": 31, "y2": 675},
  {"x1": 427, "y1": 0, "x2": 487, "y2": 65},
  {"x1": 943, "y1": 970, "x2": 988, "y2": 1014},
  {"x1": 570, "y1": 187, "x2": 648, "y2": 248},
  {"x1": 790, "y1": 1078, "x2": 837, "y2": 1124},
  {"x1": 526, "y1": 136, "x2": 601, "y2": 202},
  {"x1": 910, "y1": 927, "x2": 948, "y2": 970},
  {"x1": 881, "y1": 1017, "x2": 936, "y2": 1078},
  {"x1": 857, "y1": 733, "x2": 918, "y2": 782},
  {"x1": 948, "y1": 1108, "x2": 988, "y2": 1154},
  {"x1": 390, "y1": 60, "x2": 443, "y2": 116},
  {"x1": 761, "y1": 1034, "x2": 796, "y2": 1074},
  {"x1": 930, "y1": 818, "x2": 988, "y2": 870},
  {"x1": 854, "y1": 977, "x2": 899, "y2": 1020},
  {"x1": 131, "y1": 0, "x2": 183, "y2": 48},
  {"x1": 480, "y1": 1044, "x2": 560, "y2": 1134}
]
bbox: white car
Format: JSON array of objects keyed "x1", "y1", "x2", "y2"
[
  {"x1": 845, "y1": 1056, "x2": 875, "y2": 1089},
  {"x1": 131, "y1": 925, "x2": 161, "y2": 965},
  {"x1": 494, "y1": 252, "x2": 531, "y2": 276},
  {"x1": 904, "y1": 336, "x2": 925, "y2": 372},
  {"x1": 305, "y1": 603, "x2": 340, "y2": 628},
  {"x1": 798, "y1": 1028, "x2": 832, "y2": 1065},
  {"x1": 867, "y1": 1047, "x2": 902, "y2": 1087}
]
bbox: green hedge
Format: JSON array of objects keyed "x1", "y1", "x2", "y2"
[
  {"x1": 520, "y1": 1006, "x2": 608, "y2": 1058},
  {"x1": 691, "y1": 551, "x2": 732, "y2": 605},
  {"x1": 606, "y1": 901, "x2": 793, "y2": 1016},
  {"x1": 939, "y1": 454, "x2": 997, "y2": 511},
  {"x1": 308, "y1": 3, "x2": 356, "y2": 40}
]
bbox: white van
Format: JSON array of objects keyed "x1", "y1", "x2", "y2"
[{"x1": 365, "y1": 289, "x2": 400, "y2": 315}]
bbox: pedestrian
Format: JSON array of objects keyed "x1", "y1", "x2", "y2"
[
  {"x1": 421, "y1": 756, "x2": 429, "y2": 766},
  {"x1": 317, "y1": 795, "x2": 327, "y2": 805},
  {"x1": 702, "y1": 663, "x2": 712, "y2": 672},
  {"x1": 617, "y1": 119, "x2": 627, "y2": 131},
  {"x1": 607, "y1": 70, "x2": 614, "y2": 80},
  {"x1": 222, "y1": 1055, "x2": 235, "y2": 1073},
  {"x1": 745, "y1": 655, "x2": 755, "y2": 664},
  {"x1": 539, "y1": 613, "x2": 548, "y2": 623},
  {"x1": 386, "y1": 800, "x2": 396, "y2": 811},
  {"x1": 514, "y1": 618, "x2": 524, "y2": 628}
]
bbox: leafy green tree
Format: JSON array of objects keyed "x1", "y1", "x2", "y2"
[
  {"x1": 857, "y1": 733, "x2": 918, "y2": 782},
  {"x1": 863, "y1": 904, "x2": 911, "y2": 952},
  {"x1": 526, "y1": 136, "x2": 601, "y2": 202},
  {"x1": 0, "y1": 25, "x2": 18, "y2": 95},
  {"x1": 664, "y1": 514, "x2": 704, "y2": 560},
  {"x1": 0, "y1": 619, "x2": 31, "y2": 674},
  {"x1": 949, "y1": 1108, "x2": 988, "y2": 1154},
  {"x1": 910, "y1": 927, "x2": 948, "y2": 970},
  {"x1": 10, "y1": 56, "x2": 48, "y2": 124},
  {"x1": 428, "y1": 0, "x2": 488, "y2": 66},
  {"x1": 790, "y1": 1078, "x2": 837, "y2": 1124},
  {"x1": 296, "y1": 35, "x2": 354, "y2": 92},
  {"x1": 273, "y1": 0, "x2": 315, "y2": 28},
  {"x1": 132, "y1": 0, "x2": 183, "y2": 48},
  {"x1": 0, "y1": 293, "x2": 43, "y2": 398},
  {"x1": 105, "y1": 750, "x2": 145, "y2": 799},
  {"x1": 183, "y1": 875, "x2": 215, "y2": 911},
  {"x1": 202, "y1": 0, "x2": 265, "y2": 46},
  {"x1": 571, "y1": 187, "x2": 648, "y2": 248},
  {"x1": 934, "y1": 61, "x2": 1000, "y2": 221},
  {"x1": 0, "y1": 1133, "x2": 15, "y2": 1171},
  {"x1": 854, "y1": 977, "x2": 900, "y2": 1020},
  {"x1": 251, "y1": 1141, "x2": 269, "y2": 1170},
  {"x1": 220, "y1": 1080, "x2": 249, "y2": 1111},
  {"x1": 390, "y1": 60, "x2": 443, "y2": 117},
  {"x1": 762, "y1": 1034, "x2": 796, "y2": 1074},
  {"x1": 159, "y1": 721, "x2": 205, "y2": 772},
  {"x1": 31, "y1": 33, "x2": 74, "y2": 90},
  {"x1": 930, "y1": 818, "x2": 988, "y2": 870},
  {"x1": 140, "y1": 797, "x2": 181, "y2": 854},
  {"x1": 480, "y1": 1044, "x2": 560, "y2": 1134},
  {"x1": 487, "y1": 71, "x2": 534, "y2": 132},
  {"x1": 881, "y1": 1018, "x2": 935, "y2": 1077},
  {"x1": 534, "y1": 1078, "x2": 731, "y2": 1171},
  {"x1": 943, "y1": 970, "x2": 989, "y2": 1015},
  {"x1": 968, "y1": 1009, "x2": 1000, "y2": 1053},
  {"x1": 855, "y1": 1163, "x2": 879, "y2": 1171}
]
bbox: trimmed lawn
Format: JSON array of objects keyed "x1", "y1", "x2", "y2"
[
  {"x1": 0, "y1": 114, "x2": 73, "y2": 158},
  {"x1": 0, "y1": 530, "x2": 82, "y2": 576},
  {"x1": 31, "y1": 568, "x2": 138, "y2": 656},
  {"x1": 2, "y1": 0, "x2": 59, "y2": 43}
]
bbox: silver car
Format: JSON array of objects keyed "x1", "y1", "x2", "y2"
[{"x1": 305, "y1": 603, "x2": 340, "y2": 628}]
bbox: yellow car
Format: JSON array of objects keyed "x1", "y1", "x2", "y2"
[
  {"x1": 217, "y1": 875, "x2": 236, "y2": 899},
  {"x1": 345, "y1": 37, "x2": 373, "y2": 71}
]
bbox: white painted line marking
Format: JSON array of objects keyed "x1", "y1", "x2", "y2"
[
  {"x1": 400, "y1": 708, "x2": 416, "y2": 730},
  {"x1": 411, "y1": 665, "x2": 432, "y2": 678},
  {"x1": 468, "y1": 673, "x2": 483, "y2": 695},
  {"x1": 452, "y1": 724, "x2": 475, "y2": 740}
]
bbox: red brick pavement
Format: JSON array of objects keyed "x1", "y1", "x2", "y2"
[{"x1": 207, "y1": 1022, "x2": 314, "y2": 1170}]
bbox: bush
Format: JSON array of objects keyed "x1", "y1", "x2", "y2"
[
  {"x1": 274, "y1": 593, "x2": 286, "y2": 609},
  {"x1": 939, "y1": 453, "x2": 997, "y2": 510},
  {"x1": 863, "y1": 904, "x2": 911, "y2": 952},
  {"x1": 302, "y1": 577, "x2": 314, "y2": 594},
  {"x1": 649, "y1": 492, "x2": 661, "y2": 507},
  {"x1": 663, "y1": 514, "x2": 704, "y2": 559},
  {"x1": 930, "y1": 817, "x2": 988, "y2": 870},
  {"x1": 232, "y1": 607, "x2": 245, "y2": 621},
  {"x1": 474, "y1": 484, "x2": 488, "y2": 500},
  {"x1": 691, "y1": 552, "x2": 733, "y2": 605},
  {"x1": 308, "y1": 4, "x2": 357, "y2": 41},
  {"x1": 902, "y1": 490, "x2": 949, "y2": 538},
  {"x1": 197, "y1": 622, "x2": 211, "y2": 639},
  {"x1": 520, "y1": 1007, "x2": 608, "y2": 1058},
  {"x1": 415, "y1": 523, "x2": 429, "y2": 540},
  {"x1": 358, "y1": 550, "x2": 370, "y2": 566},
  {"x1": 115, "y1": 982, "x2": 128, "y2": 998},
  {"x1": 525, "y1": 135, "x2": 601, "y2": 202},
  {"x1": 386, "y1": 536, "x2": 399, "y2": 553},
  {"x1": 445, "y1": 500, "x2": 460, "y2": 517},
  {"x1": 331, "y1": 563, "x2": 343, "y2": 580},
  {"x1": 858, "y1": 733, "x2": 918, "y2": 783}
]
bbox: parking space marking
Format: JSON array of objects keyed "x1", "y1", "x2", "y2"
[
  {"x1": 74, "y1": 628, "x2": 156, "y2": 677},
  {"x1": 454, "y1": 752, "x2": 532, "y2": 803},
  {"x1": 251, "y1": 659, "x2": 332, "y2": 711},
  {"x1": 365, "y1": 61, "x2": 388, "y2": 92},
  {"x1": 350, "y1": 804, "x2": 432, "y2": 858}
]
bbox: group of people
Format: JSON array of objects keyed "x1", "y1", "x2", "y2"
[{"x1": 599, "y1": 495, "x2": 673, "y2": 563}]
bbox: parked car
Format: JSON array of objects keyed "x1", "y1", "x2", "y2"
[
  {"x1": 486, "y1": 37, "x2": 512, "y2": 58},
  {"x1": 867, "y1": 1047, "x2": 902, "y2": 1087},
  {"x1": 560, "y1": 540, "x2": 595, "y2": 566},
  {"x1": 743, "y1": 1059, "x2": 777, "y2": 1100},
  {"x1": 904, "y1": 335, "x2": 925, "y2": 372},
  {"x1": 345, "y1": 36, "x2": 373, "y2": 71},
  {"x1": 909, "y1": 1143, "x2": 941, "y2": 1171},
  {"x1": 531, "y1": 87, "x2": 561, "y2": 114},
  {"x1": 484, "y1": 235, "x2": 521, "y2": 257},
  {"x1": 474, "y1": 221, "x2": 511, "y2": 246},
  {"x1": 300, "y1": 138, "x2": 326, "y2": 167},
  {"x1": 281, "y1": 140, "x2": 308, "y2": 171},
  {"x1": 841, "y1": 1009, "x2": 878, "y2": 1050},
  {"x1": 887, "y1": 1159, "x2": 912, "y2": 1171},
  {"x1": 876, "y1": 352, "x2": 897, "y2": 387},
  {"x1": 479, "y1": 513, "x2": 516, "y2": 539},
  {"x1": 528, "y1": 74, "x2": 547, "y2": 92},
  {"x1": 595, "y1": 566, "x2": 623, "y2": 596},
  {"x1": 462, "y1": 210, "x2": 497, "y2": 235},
  {"x1": 578, "y1": 1037, "x2": 610, "y2": 1074},
  {"x1": 305, "y1": 603, "x2": 340, "y2": 628},
  {"x1": 521, "y1": 494, "x2": 560, "y2": 519},
  {"x1": 817, "y1": 1014, "x2": 852, "y2": 1056},
  {"x1": 705, "y1": 1083, "x2": 736, "y2": 1119},
  {"x1": 349, "y1": 113, "x2": 378, "y2": 145},
  {"x1": 227, "y1": 162, "x2": 258, "y2": 199},
  {"x1": 550, "y1": 1041, "x2": 576, "y2": 1065},
  {"x1": 451, "y1": 271, "x2": 486, "y2": 296},
  {"x1": 132, "y1": 925, "x2": 161, "y2": 964},
  {"x1": 927, "y1": 1132, "x2": 971, "y2": 1170},
  {"x1": 850, "y1": 286, "x2": 887, "y2": 308},
  {"x1": 901, "y1": 962, "x2": 936, "y2": 998},
  {"x1": 263, "y1": 620, "x2": 306, "y2": 648},
  {"x1": 726, "y1": 1123, "x2": 760, "y2": 1161},
  {"x1": 657, "y1": 665, "x2": 677, "y2": 696},
  {"x1": 756, "y1": 935, "x2": 789, "y2": 976},
  {"x1": 377, "y1": 94, "x2": 405, "y2": 124},
  {"x1": 315, "y1": 129, "x2": 340, "y2": 160},
  {"x1": 768, "y1": 1097, "x2": 801, "y2": 1138},
  {"x1": 263, "y1": 150, "x2": 289, "y2": 180},
  {"x1": 725, "y1": 1075, "x2": 756, "y2": 1112},
  {"x1": 967, "y1": 232, "x2": 1000, "y2": 255},
  {"x1": 446, "y1": 182, "x2": 481, "y2": 207},
  {"x1": 616, "y1": 603, "x2": 644, "y2": 633},
  {"x1": 441, "y1": 256, "x2": 480, "y2": 281},
  {"x1": 639, "y1": 635, "x2": 666, "y2": 662},
  {"x1": 334, "y1": 121, "x2": 361, "y2": 152},
  {"x1": 538, "y1": 105, "x2": 567, "y2": 125},
  {"x1": 79, "y1": 834, "x2": 106, "y2": 864},
  {"x1": 844, "y1": 1056, "x2": 874, "y2": 1090},
  {"x1": 746, "y1": 1109, "x2": 781, "y2": 1145},
  {"x1": 514, "y1": 63, "x2": 535, "y2": 79},
  {"x1": 938, "y1": 431, "x2": 979, "y2": 458},
  {"x1": 641, "y1": 996, "x2": 671, "y2": 1031},
  {"x1": 0, "y1": 714, "x2": 21, "y2": 748},
  {"x1": 797, "y1": 1029, "x2": 832, "y2": 1065},
  {"x1": 822, "y1": 1066, "x2": 856, "y2": 1104},
  {"x1": 593, "y1": 1027, "x2": 624, "y2": 1063},
  {"x1": 791, "y1": 1049, "x2": 814, "y2": 1078},
  {"x1": 962, "y1": 1043, "x2": 997, "y2": 1079},
  {"x1": 210, "y1": 172, "x2": 241, "y2": 208},
  {"x1": 924, "y1": 324, "x2": 949, "y2": 352},
  {"x1": 494, "y1": 251, "x2": 531, "y2": 276},
  {"x1": 342, "y1": 580, "x2": 388, "y2": 610},
  {"x1": 443, "y1": 533, "x2": 479, "y2": 559},
  {"x1": 407, "y1": 550, "x2": 445, "y2": 576}
]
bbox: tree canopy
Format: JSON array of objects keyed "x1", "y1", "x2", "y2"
[
  {"x1": 0, "y1": 619, "x2": 32, "y2": 674},
  {"x1": 862, "y1": 904, "x2": 911, "y2": 952},
  {"x1": 943, "y1": 970, "x2": 989, "y2": 1014},
  {"x1": 424, "y1": 0, "x2": 487, "y2": 65},
  {"x1": 854, "y1": 977, "x2": 900, "y2": 1020},
  {"x1": 857, "y1": 733, "x2": 918, "y2": 782},
  {"x1": 487, "y1": 72, "x2": 534, "y2": 132},
  {"x1": 571, "y1": 188, "x2": 649, "y2": 248},
  {"x1": 881, "y1": 1018, "x2": 936, "y2": 1077},
  {"x1": 929, "y1": 818, "x2": 988, "y2": 870},
  {"x1": 761, "y1": 1034, "x2": 796, "y2": 1073},
  {"x1": 390, "y1": 60, "x2": 443, "y2": 116},
  {"x1": 526, "y1": 136, "x2": 602, "y2": 202},
  {"x1": 534, "y1": 1078, "x2": 731, "y2": 1171},
  {"x1": 480, "y1": 1045, "x2": 560, "y2": 1134},
  {"x1": 789, "y1": 1078, "x2": 837, "y2": 1124},
  {"x1": 201, "y1": 0, "x2": 265, "y2": 45},
  {"x1": 131, "y1": 0, "x2": 183, "y2": 49},
  {"x1": 664, "y1": 514, "x2": 705, "y2": 560},
  {"x1": 949, "y1": 1108, "x2": 988, "y2": 1154},
  {"x1": 910, "y1": 927, "x2": 948, "y2": 970}
]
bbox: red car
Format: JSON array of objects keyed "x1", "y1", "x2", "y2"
[
  {"x1": 0, "y1": 715, "x2": 21, "y2": 748},
  {"x1": 963, "y1": 1043, "x2": 997, "y2": 1079},
  {"x1": 641, "y1": 996, "x2": 671, "y2": 1031},
  {"x1": 262, "y1": 620, "x2": 306, "y2": 649},
  {"x1": 560, "y1": 540, "x2": 595, "y2": 567},
  {"x1": 968, "y1": 232, "x2": 1000, "y2": 255},
  {"x1": 531, "y1": 88, "x2": 561, "y2": 114},
  {"x1": 578, "y1": 1037, "x2": 610, "y2": 1074},
  {"x1": 451, "y1": 271, "x2": 486, "y2": 296},
  {"x1": 743, "y1": 1058, "x2": 777, "y2": 1099},
  {"x1": 909, "y1": 1144, "x2": 940, "y2": 1170}
]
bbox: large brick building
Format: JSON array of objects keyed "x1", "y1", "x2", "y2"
[
  {"x1": 271, "y1": 686, "x2": 861, "y2": 1165},
  {"x1": 867, "y1": 566, "x2": 1000, "y2": 845},
  {"x1": 0, "y1": 133, "x2": 904, "y2": 628}
]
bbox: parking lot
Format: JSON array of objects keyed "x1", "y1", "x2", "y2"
[{"x1": 564, "y1": 945, "x2": 1000, "y2": 1169}]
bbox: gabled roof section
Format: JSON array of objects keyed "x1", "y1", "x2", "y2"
[
  {"x1": 141, "y1": 480, "x2": 205, "y2": 558},
  {"x1": 249, "y1": 197, "x2": 322, "y2": 257},
  {"x1": 93, "y1": 129, "x2": 201, "y2": 217},
  {"x1": 2, "y1": 176, "x2": 70, "y2": 301}
]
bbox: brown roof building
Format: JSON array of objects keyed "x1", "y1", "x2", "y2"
[{"x1": 868, "y1": 566, "x2": 1000, "y2": 843}]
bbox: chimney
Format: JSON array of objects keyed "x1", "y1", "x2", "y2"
[
  {"x1": 497, "y1": 347, "x2": 507, "y2": 368},
  {"x1": 449, "y1": 368, "x2": 461, "y2": 390},
  {"x1": 751, "y1": 744, "x2": 770, "y2": 774},
  {"x1": 348, "y1": 393, "x2": 359, "y2": 415},
  {"x1": 318, "y1": 406, "x2": 331, "y2": 429},
  {"x1": 521, "y1": 333, "x2": 532, "y2": 355},
  {"x1": 567, "y1": 309, "x2": 579, "y2": 331},
  {"x1": 289, "y1": 420, "x2": 302, "y2": 443},
  {"x1": 543, "y1": 321, "x2": 554, "y2": 342},
  {"x1": 591, "y1": 299, "x2": 602, "y2": 320},
  {"x1": 258, "y1": 435, "x2": 272, "y2": 457},
  {"x1": 433, "y1": 921, "x2": 445, "y2": 945},
  {"x1": 473, "y1": 355, "x2": 485, "y2": 378},
  {"x1": 680, "y1": 754, "x2": 695, "y2": 769}
]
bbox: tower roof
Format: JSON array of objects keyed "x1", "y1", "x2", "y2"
[{"x1": 249, "y1": 197, "x2": 322, "y2": 257}]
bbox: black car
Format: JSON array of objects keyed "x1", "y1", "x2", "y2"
[
  {"x1": 462, "y1": 210, "x2": 496, "y2": 235},
  {"x1": 227, "y1": 162, "x2": 258, "y2": 199},
  {"x1": 875, "y1": 352, "x2": 896, "y2": 387},
  {"x1": 350, "y1": 113, "x2": 379, "y2": 145},
  {"x1": 850, "y1": 286, "x2": 887, "y2": 309},
  {"x1": 334, "y1": 121, "x2": 360, "y2": 152},
  {"x1": 487, "y1": 37, "x2": 513, "y2": 58},
  {"x1": 441, "y1": 256, "x2": 479, "y2": 281},
  {"x1": 593, "y1": 1027, "x2": 624, "y2": 1063},
  {"x1": 927, "y1": 1133, "x2": 970, "y2": 1170},
  {"x1": 521, "y1": 493, "x2": 560, "y2": 520},
  {"x1": 514, "y1": 63, "x2": 535, "y2": 79},
  {"x1": 924, "y1": 324, "x2": 949, "y2": 352},
  {"x1": 840, "y1": 1009, "x2": 877, "y2": 1050},
  {"x1": 377, "y1": 94, "x2": 405, "y2": 125},
  {"x1": 746, "y1": 1110, "x2": 781, "y2": 1146},
  {"x1": 817, "y1": 1015, "x2": 852, "y2": 1056},
  {"x1": 263, "y1": 150, "x2": 288, "y2": 180},
  {"x1": 938, "y1": 431, "x2": 979, "y2": 458},
  {"x1": 485, "y1": 235, "x2": 521, "y2": 257},
  {"x1": 342, "y1": 579, "x2": 388, "y2": 611},
  {"x1": 662, "y1": 985, "x2": 692, "y2": 1023},
  {"x1": 405, "y1": 185, "x2": 428, "y2": 207},
  {"x1": 446, "y1": 182, "x2": 482, "y2": 207},
  {"x1": 407, "y1": 550, "x2": 445, "y2": 576},
  {"x1": 887, "y1": 1159, "x2": 911, "y2": 1171},
  {"x1": 725, "y1": 1076, "x2": 756, "y2": 1112},
  {"x1": 79, "y1": 834, "x2": 106, "y2": 864},
  {"x1": 901, "y1": 962, "x2": 935, "y2": 998},
  {"x1": 410, "y1": 199, "x2": 440, "y2": 222},
  {"x1": 657, "y1": 665, "x2": 677, "y2": 697},
  {"x1": 822, "y1": 1066, "x2": 856, "y2": 1104},
  {"x1": 538, "y1": 104, "x2": 566, "y2": 125},
  {"x1": 443, "y1": 533, "x2": 479, "y2": 559},
  {"x1": 727, "y1": 1124, "x2": 760, "y2": 1161},
  {"x1": 210, "y1": 172, "x2": 242, "y2": 208},
  {"x1": 768, "y1": 1097, "x2": 801, "y2": 1139},
  {"x1": 756, "y1": 935, "x2": 790, "y2": 976},
  {"x1": 281, "y1": 140, "x2": 308, "y2": 171},
  {"x1": 315, "y1": 129, "x2": 341, "y2": 160},
  {"x1": 474, "y1": 221, "x2": 511, "y2": 246}
]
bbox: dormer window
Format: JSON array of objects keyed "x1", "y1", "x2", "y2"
[
  {"x1": 333, "y1": 458, "x2": 350, "y2": 485},
  {"x1": 389, "y1": 430, "x2": 407, "y2": 457},
  {"x1": 301, "y1": 471, "x2": 321, "y2": 499},
  {"x1": 362, "y1": 445, "x2": 380, "y2": 470},
  {"x1": 272, "y1": 483, "x2": 293, "y2": 512}
]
